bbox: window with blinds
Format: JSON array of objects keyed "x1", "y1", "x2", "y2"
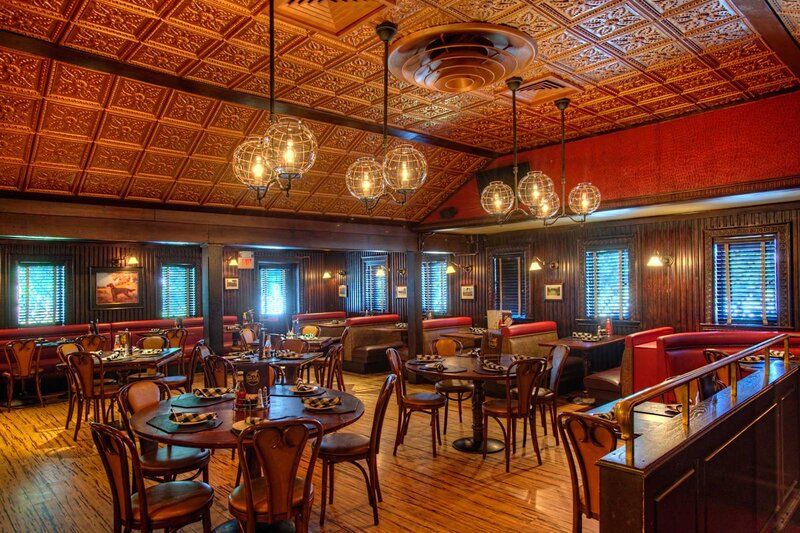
[
  {"x1": 493, "y1": 253, "x2": 526, "y2": 318},
  {"x1": 17, "y1": 262, "x2": 66, "y2": 326},
  {"x1": 260, "y1": 267, "x2": 290, "y2": 315},
  {"x1": 585, "y1": 248, "x2": 630, "y2": 320},
  {"x1": 364, "y1": 258, "x2": 388, "y2": 313},
  {"x1": 160, "y1": 264, "x2": 196, "y2": 318},
  {"x1": 422, "y1": 260, "x2": 448, "y2": 315},
  {"x1": 713, "y1": 235, "x2": 777, "y2": 325}
]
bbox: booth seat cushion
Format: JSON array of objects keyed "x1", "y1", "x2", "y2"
[
  {"x1": 352, "y1": 343, "x2": 405, "y2": 373},
  {"x1": 341, "y1": 316, "x2": 403, "y2": 374},
  {"x1": 584, "y1": 367, "x2": 622, "y2": 404},
  {"x1": 500, "y1": 321, "x2": 559, "y2": 358}
]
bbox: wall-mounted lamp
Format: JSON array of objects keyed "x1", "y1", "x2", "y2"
[
  {"x1": 529, "y1": 256, "x2": 559, "y2": 271},
  {"x1": 112, "y1": 256, "x2": 139, "y2": 267},
  {"x1": 126, "y1": 256, "x2": 139, "y2": 266},
  {"x1": 337, "y1": 270, "x2": 347, "y2": 277},
  {"x1": 375, "y1": 266, "x2": 387, "y2": 277},
  {"x1": 647, "y1": 251, "x2": 674, "y2": 267},
  {"x1": 398, "y1": 268, "x2": 407, "y2": 276},
  {"x1": 322, "y1": 271, "x2": 332, "y2": 279},
  {"x1": 446, "y1": 263, "x2": 457, "y2": 274},
  {"x1": 228, "y1": 256, "x2": 239, "y2": 267}
]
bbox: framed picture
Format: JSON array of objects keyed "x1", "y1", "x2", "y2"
[
  {"x1": 224, "y1": 277, "x2": 239, "y2": 290},
  {"x1": 396, "y1": 285, "x2": 407, "y2": 299},
  {"x1": 545, "y1": 283, "x2": 563, "y2": 301},
  {"x1": 338, "y1": 284, "x2": 348, "y2": 298},
  {"x1": 91, "y1": 267, "x2": 143, "y2": 310},
  {"x1": 461, "y1": 285, "x2": 475, "y2": 300}
]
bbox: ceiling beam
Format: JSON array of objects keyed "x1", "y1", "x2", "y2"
[
  {"x1": 0, "y1": 30, "x2": 499, "y2": 159},
  {"x1": 731, "y1": 0, "x2": 800, "y2": 77}
]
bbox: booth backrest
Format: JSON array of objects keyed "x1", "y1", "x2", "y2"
[
  {"x1": 422, "y1": 317, "x2": 473, "y2": 348},
  {"x1": 621, "y1": 326, "x2": 674, "y2": 396},
  {"x1": 0, "y1": 323, "x2": 112, "y2": 372},
  {"x1": 341, "y1": 314, "x2": 401, "y2": 364},
  {"x1": 292, "y1": 311, "x2": 347, "y2": 338},
  {"x1": 500, "y1": 321, "x2": 559, "y2": 357},
  {"x1": 182, "y1": 316, "x2": 238, "y2": 355}
]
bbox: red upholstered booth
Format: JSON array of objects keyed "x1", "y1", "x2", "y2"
[
  {"x1": 182, "y1": 316, "x2": 238, "y2": 355},
  {"x1": 0, "y1": 323, "x2": 112, "y2": 373},
  {"x1": 341, "y1": 314, "x2": 404, "y2": 373},
  {"x1": 626, "y1": 327, "x2": 674, "y2": 395},
  {"x1": 292, "y1": 311, "x2": 347, "y2": 338},
  {"x1": 422, "y1": 317, "x2": 473, "y2": 348}
]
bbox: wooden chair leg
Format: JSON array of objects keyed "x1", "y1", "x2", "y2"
[
  {"x1": 329, "y1": 461, "x2": 335, "y2": 504},
  {"x1": 65, "y1": 388, "x2": 75, "y2": 430},
  {"x1": 366, "y1": 458, "x2": 380, "y2": 525},
  {"x1": 393, "y1": 407, "x2": 404, "y2": 456},
  {"x1": 443, "y1": 396, "x2": 449, "y2": 435},
  {"x1": 511, "y1": 416, "x2": 517, "y2": 454},
  {"x1": 540, "y1": 404, "x2": 547, "y2": 434},
  {"x1": 551, "y1": 399, "x2": 559, "y2": 445},
  {"x1": 505, "y1": 416, "x2": 511, "y2": 472},
  {"x1": 35, "y1": 374, "x2": 44, "y2": 407},
  {"x1": 530, "y1": 411, "x2": 542, "y2": 466},
  {"x1": 5, "y1": 377, "x2": 11, "y2": 412},
  {"x1": 370, "y1": 455, "x2": 382, "y2": 503},
  {"x1": 522, "y1": 415, "x2": 528, "y2": 449},
  {"x1": 320, "y1": 460, "x2": 329, "y2": 526},
  {"x1": 430, "y1": 410, "x2": 437, "y2": 458},
  {"x1": 457, "y1": 394, "x2": 464, "y2": 423},
  {"x1": 202, "y1": 510, "x2": 211, "y2": 533},
  {"x1": 336, "y1": 366, "x2": 345, "y2": 392},
  {"x1": 73, "y1": 399, "x2": 83, "y2": 441}
]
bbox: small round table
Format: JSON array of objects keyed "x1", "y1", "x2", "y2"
[
  {"x1": 130, "y1": 388, "x2": 364, "y2": 450},
  {"x1": 406, "y1": 355, "x2": 523, "y2": 454}
]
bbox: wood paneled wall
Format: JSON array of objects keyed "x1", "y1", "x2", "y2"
[
  {"x1": 339, "y1": 251, "x2": 408, "y2": 319},
  {"x1": 0, "y1": 240, "x2": 200, "y2": 328}
]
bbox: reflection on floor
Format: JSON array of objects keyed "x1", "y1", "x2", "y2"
[{"x1": 0, "y1": 372, "x2": 597, "y2": 532}]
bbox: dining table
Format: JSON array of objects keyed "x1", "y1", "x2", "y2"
[
  {"x1": 56, "y1": 347, "x2": 183, "y2": 374},
  {"x1": 226, "y1": 352, "x2": 325, "y2": 383},
  {"x1": 540, "y1": 334, "x2": 626, "y2": 375},
  {"x1": 405, "y1": 354, "x2": 545, "y2": 454},
  {"x1": 441, "y1": 331, "x2": 485, "y2": 348}
]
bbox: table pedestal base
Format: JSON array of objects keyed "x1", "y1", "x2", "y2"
[{"x1": 453, "y1": 437, "x2": 504, "y2": 454}]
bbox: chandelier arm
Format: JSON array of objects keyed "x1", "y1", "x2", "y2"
[
  {"x1": 559, "y1": 100, "x2": 567, "y2": 217},
  {"x1": 512, "y1": 83, "x2": 518, "y2": 212},
  {"x1": 268, "y1": 0, "x2": 275, "y2": 123},
  {"x1": 382, "y1": 33, "x2": 389, "y2": 156}
]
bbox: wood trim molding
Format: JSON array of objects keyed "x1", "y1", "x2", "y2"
[{"x1": 0, "y1": 30, "x2": 498, "y2": 159}]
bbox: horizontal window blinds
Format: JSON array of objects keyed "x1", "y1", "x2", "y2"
[
  {"x1": 161, "y1": 264, "x2": 196, "y2": 318},
  {"x1": 18, "y1": 262, "x2": 66, "y2": 326},
  {"x1": 493, "y1": 254, "x2": 526, "y2": 318},
  {"x1": 714, "y1": 236, "x2": 777, "y2": 325},
  {"x1": 585, "y1": 249, "x2": 630, "y2": 320},
  {"x1": 260, "y1": 267, "x2": 289, "y2": 315},
  {"x1": 422, "y1": 260, "x2": 448, "y2": 315},
  {"x1": 364, "y1": 259, "x2": 388, "y2": 313}
]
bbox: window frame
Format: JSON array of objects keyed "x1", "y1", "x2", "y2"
[
  {"x1": 704, "y1": 224, "x2": 790, "y2": 327},
  {"x1": 488, "y1": 246, "x2": 529, "y2": 319},
  {"x1": 421, "y1": 257, "x2": 448, "y2": 316},
  {"x1": 579, "y1": 236, "x2": 638, "y2": 321},
  {"x1": 159, "y1": 262, "x2": 198, "y2": 319},
  {"x1": 362, "y1": 255, "x2": 389, "y2": 314},
  {"x1": 13, "y1": 257, "x2": 70, "y2": 327},
  {"x1": 257, "y1": 262, "x2": 299, "y2": 319}
]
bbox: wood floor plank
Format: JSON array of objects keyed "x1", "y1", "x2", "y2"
[{"x1": 0, "y1": 373, "x2": 599, "y2": 533}]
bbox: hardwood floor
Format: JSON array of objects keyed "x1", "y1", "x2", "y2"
[{"x1": 0, "y1": 373, "x2": 598, "y2": 533}]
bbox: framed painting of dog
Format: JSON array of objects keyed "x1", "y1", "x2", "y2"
[{"x1": 91, "y1": 267, "x2": 143, "y2": 310}]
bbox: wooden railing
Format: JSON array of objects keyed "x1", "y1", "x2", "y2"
[{"x1": 613, "y1": 333, "x2": 796, "y2": 465}]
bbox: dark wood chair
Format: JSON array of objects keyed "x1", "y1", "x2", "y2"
[
  {"x1": 299, "y1": 325, "x2": 321, "y2": 337},
  {"x1": 76, "y1": 334, "x2": 107, "y2": 352},
  {"x1": 531, "y1": 344, "x2": 571, "y2": 445},
  {"x1": 281, "y1": 338, "x2": 310, "y2": 354},
  {"x1": 698, "y1": 348, "x2": 738, "y2": 401},
  {"x1": 319, "y1": 374, "x2": 395, "y2": 526},
  {"x1": 163, "y1": 328, "x2": 188, "y2": 352},
  {"x1": 386, "y1": 348, "x2": 446, "y2": 457},
  {"x1": 67, "y1": 351, "x2": 119, "y2": 440},
  {"x1": 324, "y1": 343, "x2": 346, "y2": 391},
  {"x1": 237, "y1": 326, "x2": 260, "y2": 352},
  {"x1": 4, "y1": 339, "x2": 44, "y2": 408},
  {"x1": 229, "y1": 418, "x2": 323, "y2": 533},
  {"x1": 483, "y1": 357, "x2": 548, "y2": 471},
  {"x1": 129, "y1": 335, "x2": 169, "y2": 381},
  {"x1": 557, "y1": 411, "x2": 619, "y2": 533},
  {"x1": 203, "y1": 354, "x2": 237, "y2": 388},
  {"x1": 117, "y1": 380, "x2": 211, "y2": 483},
  {"x1": 90, "y1": 422, "x2": 214, "y2": 533},
  {"x1": 431, "y1": 338, "x2": 473, "y2": 434},
  {"x1": 160, "y1": 338, "x2": 206, "y2": 393},
  {"x1": 57, "y1": 342, "x2": 83, "y2": 429}
]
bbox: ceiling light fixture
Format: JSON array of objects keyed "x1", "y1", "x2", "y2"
[
  {"x1": 346, "y1": 22, "x2": 427, "y2": 211},
  {"x1": 232, "y1": 0, "x2": 316, "y2": 202}
]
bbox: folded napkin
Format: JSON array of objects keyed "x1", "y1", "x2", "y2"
[
  {"x1": 416, "y1": 354, "x2": 442, "y2": 361},
  {"x1": 394, "y1": 322, "x2": 408, "y2": 328},
  {"x1": 243, "y1": 416, "x2": 264, "y2": 426},
  {"x1": 169, "y1": 409, "x2": 217, "y2": 424},
  {"x1": 278, "y1": 352, "x2": 303, "y2": 359},
  {"x1": 594, "y1": 410, "x2": 616, "y2": 421},
  {"x1": 511, "y1": 355, "x2": 534, "y2": 361},
  {"x1": 469, "y1": 327, "x2": 487, "y2": 334},
  {"x1": 740, "y1": 355, "x2": 762, "y2": 363},
  {"x1": 302, "y1": 396, "x2": 343, "y2": 409},
  {"x1": 481, "y1": 360, "x2": 508, "y2": 372},
  {"x1": 422, "y1": 362, "x2": 446, "y2": 372},
  {"x1": 294, "y1": 382, "x2": 316, "y2": 393},
  {"x1": 193, "y1": 387, "x2": 234, "y2": 398}
]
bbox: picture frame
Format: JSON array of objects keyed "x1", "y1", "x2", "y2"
[
  {"x1": 224, "y1": 277, "x2": 239, "y2": 290},
  {"x1": 396, "y1": 285, "x2": 407, "y2": 299},
  {"x1": 544, "y1": 283, "x2": 563, "y2": 301},
  {"x1": 461, "y1": 285, "x2": 475, "y2": 300},
  {"x1": 338, "y1": 284, "x2": 348, "y2": 298},
  {"x1": 91, "y1": 267, "x2": 143, "y2": 310}
]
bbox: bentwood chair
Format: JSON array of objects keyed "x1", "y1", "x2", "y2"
[
  {"x1": 159, "y1": 339, "x2": 206, "y2": 393},
  {"x1": 203, "y1": 354, "x2": 237, "y2": 389},
  {"x1": 431, "y1": 338, "x2": 473, "y2": 434},
  {"x1": 76, "y1": 334, "x2": 107, "y2": 352},
  {"x1": 483, "y1": 357, "x2": 548, "y2": 471},
  {"x1": 531, "y1": 345, "x2": 571, "y2": 445},
  {"x1": 281, "y1": 338, "x2": 310, "y2": 354},
  {"x1": 557, "y1": 412, "x2": 619, "y2": 533},
  {"x1": 117, "y1": 381, "x2": 210, "y2": 483},
  {"x1": 4, "y1": 339, "x2": 45, "y2": 408},
  {"x1": 57, "y1": 342, "x2": 83, "y2": 429},
  {"x1": 238, "y1": 326, "x2": 259, "y2": 352},
  {"x1": 300, "y1": 325, "x2": 321, "y2": 337},
  {"x1": 319, "y1": 374, "x2": 395, "y2": 526},
  {"x1": 91, "y1": 422, "x2": 214, "y2": 533},
  {"x1": 163, "y1": 328, "x2": 188, "y2": 352},
  {"x1": 324, "y1": 343, "x2": 346, "y2": 391},
  {"x1": 229, "y1": 418, "x2": 324, "y2": 533},
  {"x1": 67, "y1": 351, "x2": 119, "y2": 440},
  {"x1": 129, "y1": 336, "x2": 168, "y2": 381},
  {"x1": 386, "y1": 348, "x2": 446, "y2": 457}
]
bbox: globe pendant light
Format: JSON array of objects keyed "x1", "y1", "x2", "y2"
[
  {"x1": 568, "y1": 181, "x2": 601, "y2": 216},
  {"x1": 518, "y1": 170, "x2": 554, "y2": 209},
  {"x1": 346, "y1": 156, "x2": 385, "y2": 208},
  {"x1": 384, "y1": 144, "x2": 427, "y2": 198},
  {"x1": 232, "y1": 136, "x2": 272, "y2": 202},
  {"x1": 267, "y1": 117, "x2": 317, "y2": 188}
]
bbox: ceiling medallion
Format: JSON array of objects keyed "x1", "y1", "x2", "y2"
[{"x1": 388, "y1": 23, "x2": 537, "y2": 93}]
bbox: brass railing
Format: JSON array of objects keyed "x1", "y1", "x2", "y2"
[{"x1": 614, "y1": 333, "x2": 797, "y2": 465}]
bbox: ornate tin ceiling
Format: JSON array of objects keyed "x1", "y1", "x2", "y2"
[{"x1": 0, "y1": 0, "x2": 797, "y2": 220}]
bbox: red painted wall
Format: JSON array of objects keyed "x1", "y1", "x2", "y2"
[{"x1": 425, "y1": 90, "x2": 800, "y2": 224}]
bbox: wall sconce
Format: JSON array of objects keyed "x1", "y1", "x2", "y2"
[
  {"x1": 126, "y1": 256, "x2": 139, "y2": 266},
  {"x1": 228, "y1": 256, "x2": 239, "y2": 267},
  {"x1": 398, "y1": 268, "x2": 407, "y2": 276},
  {"x1": 322, "y1": 271, "x2": 332, "y2": 279},
  {"x1": 375, "y1": 266, "x2": 387, "y2": 277},
  {"x1": 337, "y1": 270, "x2": 347, "y2": 277},
  {"x1": 529, "y1": 256, "x2": 559, "y2": 271},
  {"x1": 647, "y1": 251, "x2": 674, "y2": 267},
  {"x1": 446, "y1": 263, "x2": 457, "y2": 274},
  {"x1": 112, "y1": 256, "x2": 139, "y2": 267}
]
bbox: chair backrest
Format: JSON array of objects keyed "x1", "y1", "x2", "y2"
[
  {"x1": 237, "y1": 418, "x2": 323, "y2": 525},
  {"x1": 698, "y1": 348, "x2": 733, "y2": 401},
  {"x1": 139, "y1": 335, "x2": 167, "y2": 350},
  {"x1": 163, "y1": 328, "x2": 188, "y2": 350},
  {"x1": 300, "y1": 325, "x2": 321, "y2": 337},
  {"x1": 203, "y1": 355, "x2": 236, "y2": 388},
  {"x1": 506, "y1": 357, "x2": 547, "y2": 416},
  {"x1": 57, "y1": 342, "x2": 82, "y2": 363},
  {"x1": 239, "y1": 326, "x2": 258, "y2": 347},
  {"x1": 67, "y1": 351, "x2": 104, "y2": 399},
  {"x1": 370, "y1": 374, "x2": 396, "y2": 455},
  {"x1": 431, "y1": 338, "x2": 462, "y2": 357},
  {"x1": 6, "y1": 339, "x2": 41, "y2": 377},
  {"x1": 184, "y1": 339, "x2": 209, "y2": 389},
  {"x1": 77, "y1": 334, "x2": 107, "y2": 352},
  {"x1": 282, "y1": 338, "x2": 309, "y2": 353},
  {"x1": 548, "y1": 344, "x2": 571, "y2": 392},
  {"x1": 117, "y1": 380, "x2": 170, "y2": 448},
  {"x1": 325, "y1": 344, "x2": 343, "y2": 389},
  {"x1": 558, "y1": 412, "x2": 619, "y2": 520},
  {"x1": 386, "y1": 348, "x2": 407, "y2": 402},
  {"x1": 90, "y1": 422, "x2": 148, "y2": 531}
]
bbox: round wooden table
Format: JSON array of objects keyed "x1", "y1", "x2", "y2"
[
  {"x1": 130, "y1": 388, "x2": 364, "y2": 450},
  {"x1": 406, "y1": 355, "x2": 524, "y2": 454}
]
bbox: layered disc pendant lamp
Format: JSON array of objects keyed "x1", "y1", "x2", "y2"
[
  {"x1": 346, "y1": 22, "x2": 428, "y2": 210},
  {"x1": 232, "y1": 0, "x2": 317, "y2": 202}
]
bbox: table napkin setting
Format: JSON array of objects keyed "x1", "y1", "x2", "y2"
[
  {"x1": 169, "y1": 408, "x2": 218, "y2": 424},
  {"x1": 193, "y1": 387, "x2": 235, "y2": 398}
]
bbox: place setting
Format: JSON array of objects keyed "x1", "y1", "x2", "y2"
[
  {"x1": 146, "y1": 408, "x2": 222, "y2": 434},
  {"x1": 270, "y1": 379, "x2": 325, "y2": 397},
  {"x1": 171, "y1": 387, "x2": 236, "y2": 408}
]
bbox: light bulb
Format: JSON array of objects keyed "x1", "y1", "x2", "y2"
[
  {"x1": 284, "y1": 139, "x2": 295, "y2": 165},
  {"x1": 533, "y1": 184, "x2": 540, "y2": 201},
  {"x1": 581, "y1": 192, "x2": 589, "y2": 211},
  {"x1": 251, "y1": 156, "x2": 264, "y2": 179},
  {"x1": 400, "y1": 162, "x2": 409, "y2": 185},
  {"x1": 361, "y1": 172, "x2": 371, "y2": 193},
  {"x1": 494, "y1": 193, "x2": 501, "y2": 209}
]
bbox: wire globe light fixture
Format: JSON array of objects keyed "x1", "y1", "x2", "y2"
[
  {"x1": 346, "y1": 21, "x2": 428, "y2": 211},
  {"x1": 231, "y1": 0, "x2": 316, "y2": 202},
  {"x1": 518, "y1": 170, "x2": 554, "y2": 210},
  {"x1": 568, "y1": 181, "x2": 601, "y2": 216},
  {"x1": 481, "y1": 180, "x2": 515, "y2": 216}
]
